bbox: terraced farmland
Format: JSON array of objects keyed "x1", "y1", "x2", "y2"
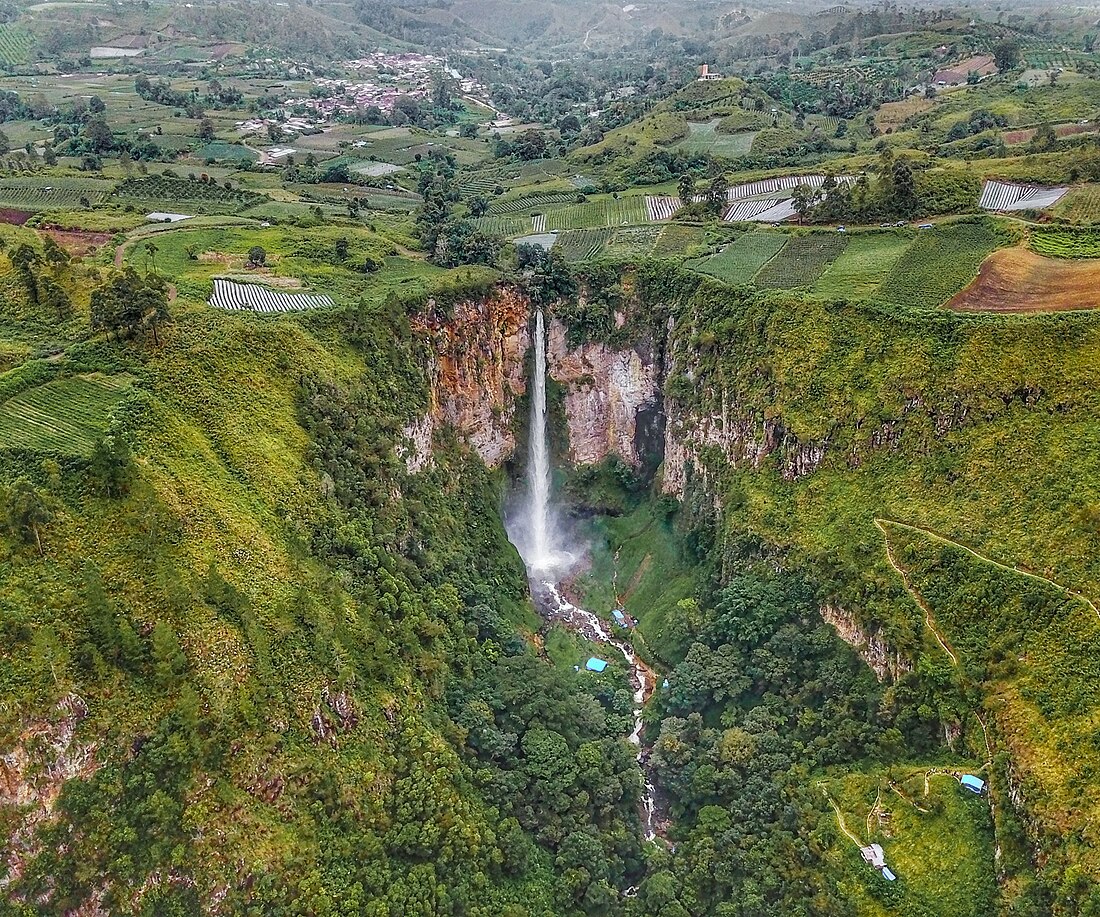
[
  {"x1": 674, "y1": 119, "x2": 758, "y2": 157},
  {"x1": 1030, "y1": 228, "x2": 1100, "y2": 258},
  {"x1": 753, "y1": 233, "x2": 848, "y2": 289},
  {"x1": 652, "y1": 224, "x2": 706, "y2": 257},
  {"x1": 553, "y1": 228, "x2": 613, "y2": 261},
  {"x1": 115, "y1": 176, "x2": 263, "y2": 214},
  {"x1": 209, "y1": 279, "x2": 334, "y2": 313},
  {"x1": 874, "y1": 222, "x2": 1004, "y2": 309},
  {"x1": 1052, "y1": 184, "x2": 1100, "y2": 223},
  {"x1": 489, "y1": 192, "x2": 578, "y2": 215},
  {"x1": 471, "y1": 214, "x2": 531, "y2": 238},
  {"x1": 603, "y1": 225, "x2": 661, "y2": 258},
  {"x1": 813, "y1": 232, "x2": 913, "y2": 299},
  {"x1": 0, "y1": 374, "x2": 133, "y2": 456},
  {"x1": 543, "y1": 196, "x2": 650, "y2": 230},
  {"x1": 0, "y1": 177, "x2": 115, "y2": 211},
  {"x1": 0, "y1": 25, "x2": 34, "y2": 65},
  {"x1": 692, "y1": 231, "x2": 787, "y2": 284}
]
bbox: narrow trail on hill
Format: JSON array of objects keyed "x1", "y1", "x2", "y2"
[
  {"x1": 876, "y1": 517, "x2": 1100, "y2": 624},
  {"x1": 874, "y1": 518, "x2": 958, "y2": 665}
]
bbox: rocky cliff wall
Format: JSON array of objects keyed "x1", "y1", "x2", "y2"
[
  {"x1": 546, "y1": 317, "x2": 661, "y2": 468},
  {"x1": 409, "y1": 287, "x2": 531, "y2": 469}
]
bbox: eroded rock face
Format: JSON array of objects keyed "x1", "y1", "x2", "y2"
[
  {"x1": 820, "y1": 603, "x2": 912, "y2": 682},
  {"x1": 413, "y1": 287, "x2": 531, "y2": 468},
  {"x1": 0, "y1": 694, "x2": 96, "y2": 888},
  {"x1": 546, "y1": 318, "x2": 661, "y2": 467}
]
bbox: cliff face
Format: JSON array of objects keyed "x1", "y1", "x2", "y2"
[
  {"x1": 411, "y1": 292, "x2": 666, "y2": 472},
  {"x1": 546, "y1": 317, "x2": 662, "y2": 468},
  {"x1": 819, "y1": 604, "x2": 912, "y2": 683},
  {"x1": 411, "y1": 287, "x2": 531, "y2": 469}
]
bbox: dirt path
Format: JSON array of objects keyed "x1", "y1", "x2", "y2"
[
  {"x1": 820, "y1": 784, "x2": 862, "y2": 847},
  {"x1": 874, "y1": 518, "x2": 958, "y2": 664},
  {"x1": 877, "y1": 517, "x2": 1100, "y2": 624}
]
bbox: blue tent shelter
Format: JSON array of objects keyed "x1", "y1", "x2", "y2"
[
  {"x1": 882, "y1": 867, "x2": 896, "y2": 882},
  {"x1": 612, "y1": 609, "x2": 627, "y2": 626},
  {"x1": 585, "y1": 658, "x2": 608, "y2": 673},
  {"x1": 960, "y1": 774, "x2": 985, "y2": 794}
]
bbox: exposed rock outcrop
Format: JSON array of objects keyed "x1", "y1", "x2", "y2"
[
  {"x1": 546, "y1": 318, "x2": 661, "y2": 467},
  {"x1": 1, "y1": 694, "x2": 96, "y2": 888},
  {"x1": 414, "y1": 287, "x2": 531, "y2": 468},
  {"x1": 820, "y1": 603, "x2": 912, "y2": 682}
]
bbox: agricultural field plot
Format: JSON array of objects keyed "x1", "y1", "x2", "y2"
[
  {"x1": 691, "y1": 231, "x2": 788, "y2": 284},
  {"x1": 471, "y1": 214, "x2": 530, "y2": 238},
  {"x1": 603, "y1": 225, "x2": 661, "y2": 258},
  {"x1": 289, "y1": 184, "x2": 421, "y2": 213},
  {"x1": 645, "y1": 196, "x2": 680, "y2": 221},
  {"x1": 0, "y1": 177, "x2": 116, "y2": 211},
  {"x1": 1051, "y1": 184, "x2": 1100, "y2": 223},
  {"x1": 0, "y1": 25, "x2": 35, "y2": 65},
  {"x1": 115, "y1": 176, "x2": 263, "y2": 215},
  {"x1": 812, "y1": 232, "x2": 913, "y2": 299},
  {"x1": 194, "y1": 141, "x2": 257, "y2": 163},
  {"x1": 1030, "y1": 227, "x2": 1100, "y2": 258},
  {"x1": 948, "y1": 247, "x2": 1100, "y2": 312},
  {"x1": 726, "y1": 174, "x2": 851, "y2": 202},
  {"x1": 489, "y1": 192, "x2": 579, "y2": 215},
  {"x1": 0, "y1": 374, "x2": 133, "y2": 456},
  {"x1": 674, "y1": 119, "x2": 757, "y2": 157},
  {"x1": 553, "y1": 228, "x2": 613, "y2": 262},
  {"x1": 978, "y1": 179, "x2": 1067, "y2": 211},
  {"x1": 208, "y1": 279, "x2": 334, "y2": 313},
  {"x1": 874, "y1": 221, "x2": 1004, "y2": 309},
  {"x1": 723, "y1": 198, "x2": 798, "y2": 223},
  {"x1": 652, "y1": 224, "x2": 706, "y2": 258},
  {"x1": 753, "y1": 233, "x2": 848, "y2": 289},
  {"x1": 543, "y1": 196, "x2": 650, "y2": 231}
]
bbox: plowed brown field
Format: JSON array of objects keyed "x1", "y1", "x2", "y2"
[{"x1": 947, "y1": 247, "x2": 1100, "y2": 312}]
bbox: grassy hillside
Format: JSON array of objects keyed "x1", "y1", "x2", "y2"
[
  {"x1": 641, "y1": 264, "x2": 1100, "y2": 913},
  {"x1": 0, "y1": 240, "x2": 645, "y2": 913}
]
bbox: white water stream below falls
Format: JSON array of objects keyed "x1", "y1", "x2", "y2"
[{"x1": 514, "y1": 307, "x2": 663, "y2": 843}]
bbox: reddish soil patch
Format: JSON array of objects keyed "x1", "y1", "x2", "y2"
[
  {"x1": 948, "y1": 247, "x2": 1100, "y2": 313},
  {"x1": 1004, "y1": 123, "x2": 1096, "y2": 145},
  {"x1": 0, "y1": 208, "x2": 31, "y2": 225},
  {"x1": 39, "y1": 227, "x2": 114, "y2": 257}
]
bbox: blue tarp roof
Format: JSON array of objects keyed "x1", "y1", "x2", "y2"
[
  {"x1": 612, "y1": 609, "x2": 626, "y2": 621},
  {"x1": 585, "y1": 657, "x2": 608, "y2": 672},
  {"x1": 960, "y1": 774, "x2": 985, "y2": 793},
  {"x1": 882, "y1": 867, "x2": 896, "y2": 882}
]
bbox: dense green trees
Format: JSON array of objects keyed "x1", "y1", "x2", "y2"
[{"x1": 89, "y1": 267, "x2": 171, "y2": 344}]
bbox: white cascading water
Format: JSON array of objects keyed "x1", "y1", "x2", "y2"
[
  {"x1": 518, "y1": 307, "x2": 662, "y2": 844},
  {"x1": 527, "y1": 307, "x2": 554, "y2": 571}
]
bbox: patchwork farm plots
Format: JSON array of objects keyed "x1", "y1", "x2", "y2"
[{"x1": 686, "y1": 220, "x2": 1009, "y2": 309}]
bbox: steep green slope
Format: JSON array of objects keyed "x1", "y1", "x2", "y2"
[
  {"x1": 0, "y1": 265, "x2": 642, "y2": 914},
  {"x1": 639, "y1": 265, "x2": 1100, "y2": 913}
]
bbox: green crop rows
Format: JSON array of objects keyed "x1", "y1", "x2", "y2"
[
  {"x1": 0, "y1": 26, "x2": 34, "y2": 65},
  {"x1": 874, "y1": 221, "x2": 1003, "y2": 308},
  {"x1": 1031, "y1": 228, "x2": 1100, "y2": 258},
  {"x1": 115, "y1": 176, "x2": 263, "y2": 214},
  {"x1": 754, "y1": 233, "x2": 848, "y2": 289},
  {"x1": 471, "y1": 214, "x2": 531, "y2": 238},
  {"x1": 544, "y1": 197, "x2": 649, "y2": 231},
  {"x1": 692, "y1": 231, "x2": 787, "y2": 284},
  {"x1": 1053, "y1": 185, "x2": 1100, "y2": 224},
  {"x1": 0, "y1": 182, "x2": 112, "y2": 210},
  {"x1": 489, "y1": 192, "x2": 578, "y2": 215},
  {"x1": 652, "y1": 224, "x2": 706, "y2": 258},
  {"x1": 553, "y1": 228, "x2": 613, "y2": 261},
  {"x1": 0, "y1": 374, "x2": 132, "y2": 456},
  {"x1": 812, "y1": 232, "x2": 913, "y2": 299}
]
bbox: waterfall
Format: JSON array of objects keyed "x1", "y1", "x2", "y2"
[
  {"x1": 508, "y1": 305, "x2": 666, "y2": 845},
  {"x1": 527, "y1": 307, "x2": 553, "y2": 571}
]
